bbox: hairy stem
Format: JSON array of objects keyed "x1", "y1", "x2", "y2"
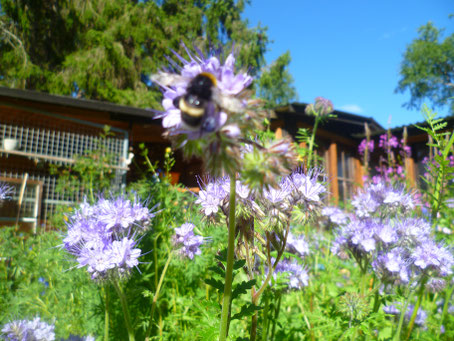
[
  {"x1": 406, "y1": 279, "x2": 427, "y2": 340},
  {"x1": 437, "y1": 283, "x2": 454, "y2": 339},
  {"x1": 104, "y1": 286, "x2": 109, "y2": 341},
  {"x1": 113, "y1": 280, "x2": 135, "y2": 341},
  {"x1": 218, "y1": 175, "x2": 237, "y2": 341},
  {"x1": 145, "y1": 250, "x2": 174, "y2": 340},
  {"x1": 307, "y1": 117, "x2": 320, "y2": 170},
  {"x1": 393, "y1": 283, "x2": 413, "y2": 341}
]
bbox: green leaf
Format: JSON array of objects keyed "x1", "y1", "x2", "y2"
[
  {"x1": 208, "y1": 266, "x2": 225, "y2": 277},
  {"x1": 233, "y1": 259, "x2": 246, "y2": 270},
  {"x1": 204, "y1": 278, "x2": 224, "y2": 292},
  {"x1": 232, "y1": 279, "x2": 256, "y2": 300},
  {"x1": 215, "y1": 249, "x2": 228, "y2": 263},
  {"x1": 231, "y1": 303, "x2": 262, "y2": 321}
]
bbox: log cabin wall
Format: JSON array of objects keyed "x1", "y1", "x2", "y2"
[{"x1": 1, "y1": 88, "x2": 399, "y2": 225}]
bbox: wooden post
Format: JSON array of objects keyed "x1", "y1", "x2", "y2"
[
  {"x1": 405, "y1": 157, "x2": 416, "y2": 188},
  {"x1": 275, "y1": 127, "x2": 282, "y2": 139},
  {"x1": 353, "y1": 158, "x2": 364, "y2": 188},
  {"x1": 328, "y1": 142, "x2": 339, "y2": 205}
]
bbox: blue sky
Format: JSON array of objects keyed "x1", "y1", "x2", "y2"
[{"x1": 242, "y1": 0, "x2": 453, "y2": 128}]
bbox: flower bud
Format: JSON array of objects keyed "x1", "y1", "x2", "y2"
[{"x1": 314, "y1": 97, "x2": 334, "y2": 116}]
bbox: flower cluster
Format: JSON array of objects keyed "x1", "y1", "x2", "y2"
[
  {"x1": 358, "y1": 139, "x2": 374, "y2": 156},
  {"x1": 196, "y1": 169, "x2": 326, "y2": 225},
  {"x1": 322, "y1": 206, "x2": 348, "y2": 225},
  {"x1": 273, "y1": 258, "x2": 309, "y2": 289},
  {"x1": 332, "y1": 180, "x2": 454, "y2": 289},
  {"x1": 197, "y1": 170, "x2": 320, "y2": 290},
  {"x1": 1, "y1": 317, "x2": 55, "y2": 341},
  {"x1": 305, "y1": 97, "x2": 334, "y2": 117},
  {"x1": 172, "y1": 223, "x2": 204, "y2": 259},
  {"x1": 384, "y1": 303, "x2": 427, "y2": 327},
  {"x1": 351, "y1": 181, "x2": 415, "y2": 218},
  {"x1": 151, "y1": 45, "x2": 300, "y2": 183},
  {"x1": 359, "y1": 132, "x2": 412, "y2": 186},
  {"x1": 153, "y1": 47, "x2": 253, "y2": 139},
  {"x1": 63, "y1": 196, "x2": 155, "y2": 280},
  {"x1": 152, "y1": 45, "x2": 274, "y2": 177}
]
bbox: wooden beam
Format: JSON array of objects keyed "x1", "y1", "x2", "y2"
[{"x1": 328, "y1": 142, "x2": 339, "y2": 205}]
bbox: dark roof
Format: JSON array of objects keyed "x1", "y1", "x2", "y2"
[
  {"x1": 273, "y1": 102, "x2": 384, "y2": 141},
  {"x1": 353, "y1": 115, "x2": 454, "y2": 139},
  {"x1": 0, "y1": 86, "x2": 156, "y2": 121}
]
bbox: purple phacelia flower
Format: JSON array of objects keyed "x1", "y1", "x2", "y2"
[
  {"x1": 412, "y1": 241, "x2": 454, "y2": 276},
  {"x1": 290, "y1": 169, "x2": 326, "y2": 204},
  {"x1": 173, "y1": 223, "x2": 204, "y2": 259},
  {"x1": 1, "y1": 317, "x2": 55, "y2": 341},
  {"x1": 152, "y1": 46, "x2": 252, "y2": 139},
  {"x1": 383, "y1": 303, "x2": 427, "y2": 327},
  {"x1": 286, "y1": 232, "x2": 310, "y2": 258},
  {"x1": 322, "y1": 206, "x2": 348, "y2": 225},
  {"x1": 63, "y1": 195, "x2": 155, "y2": 280},
  {"x1": 196, "y1": 178, "x2": 226, "y2": 216},
  {"x1": 426, "y1": 278, "x2": 446, "y2": 293},
  {"x1": 352, "y1": 181, "x2": 415, "y2": 218},
  {"x1": 372, "y1": 247, "x2": 411, "y2": 283},
  {"x1": 274, "y1": 258, "x2": 309, "y2": 289}
]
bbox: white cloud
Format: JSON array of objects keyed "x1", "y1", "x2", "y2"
[{"x1": 338, "y1": 104, "x2": 364, "y2": 114}]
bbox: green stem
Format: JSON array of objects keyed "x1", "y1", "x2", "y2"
[
  {"x1": 393, "y1": 284, "x2": 413, "y2": 341},
  {"x1": 113, "y1": 280, "x2": 135, "y2": 341},
  {"x1": 218, "y1": 175, "x2": 237, "y2": 341},
  {"x1": 372, "y1": 286, "x2": 381, "y2": 314},
  {"x1": 261, "y1": 292, "x2": 269, "y2": 341},
  {"x1": 104, "y1": 287, "x2": 109, "y2": 341},
  {"x1": 254, "y1": 223, "x2": 290, "y2": 302},
  {"x1": 406, "y1": 279, "x2": 427, "y2": 340},
  {"x1": 145, "y1": 251, "x2": 174, "y2": 340},
  {"x1": 437, "y1": 283, "x2": 454, "y2": 339},
  {"x1": 306, "y1": 116, "x2": 320, "y2": 170},
  {"x1": 270, "y1": 291, "x2": 282, "y2": 340}
]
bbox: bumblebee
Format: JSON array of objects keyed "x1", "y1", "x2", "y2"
[
  {"x1": 174, "y1": 72, "x2": 218, "y2": 130},
  {"x1": 152, "y1": 71, "x2": 244, "y2": 133}
]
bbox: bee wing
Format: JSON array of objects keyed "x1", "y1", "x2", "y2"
[
  {"x1": 212, "y1": 90, "x2": 245, "y2": 114},
  {"x1": 151, "y1": 72, "x2": 189, "y2": 87}
]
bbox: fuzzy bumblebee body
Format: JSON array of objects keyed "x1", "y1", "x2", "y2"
[
  {"x1": 152, "y1": 70, "x2": 244, "y2": 133},
  {"x1": 174, "y1": 72, "x2": 217, "y2": 128}
]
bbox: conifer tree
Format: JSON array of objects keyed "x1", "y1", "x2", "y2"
[{"x1": 0, "y1": 0, "x2": 295, "y2": 107}]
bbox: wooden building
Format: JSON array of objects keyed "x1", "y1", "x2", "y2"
[
  {"x1": 0, "y1": 86, "x2": 177, "y2": 230},
  {"x1": 272, "y1": 103, "x2": 384, "y2": 204},
  {"x1": 363, "y1": 116, "x2": 454, "y2": 189},
  {"x1": 1, "y1": 87, "x2": 391, "y2": 228}
]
